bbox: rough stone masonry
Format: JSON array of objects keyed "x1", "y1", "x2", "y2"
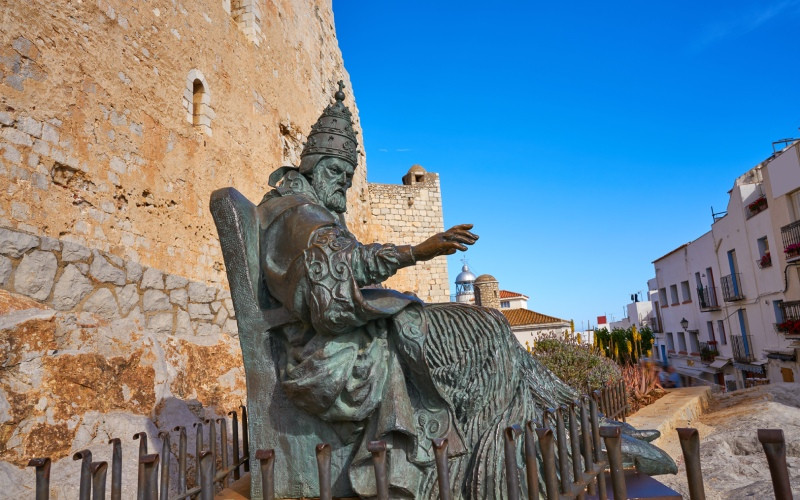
[{"x1": 0, "y1": 1, "x2": 451, "y2": 496}]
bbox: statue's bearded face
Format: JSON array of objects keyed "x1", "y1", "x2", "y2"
[{"x1": 310, "y1": 157, "x2": 355, "y2": 213}]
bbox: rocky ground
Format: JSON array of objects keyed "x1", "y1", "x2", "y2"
[{"x1": 654, "y1": 383, "x2": 800, "y2": 499}]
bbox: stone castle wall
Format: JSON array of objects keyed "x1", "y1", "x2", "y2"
[
  {"x1": 367, "y1": 169, "x2": 449, "y2": 303},
  {"x1": 0, "y1": 226, "x2": 246, "y2": 495},
  {"x1": 0, "y1": 0, "x2": 370, "y2": 288},
  {"x1": 0, "y1": 2, "x2": 451, "y2": 493}
]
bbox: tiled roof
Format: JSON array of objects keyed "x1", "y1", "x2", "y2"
[
  {"x1": 501, "y1": 308, "x2": 568, "y2": 327},
  {"x1": 500, "y1": 290, "x2": 527, "y2": 299}
]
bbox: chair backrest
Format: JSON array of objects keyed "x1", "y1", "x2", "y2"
[{"x1": 210, "y1": 187, "x2": 356, "y2": 498}]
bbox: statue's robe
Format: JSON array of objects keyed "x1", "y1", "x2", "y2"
[{"x1": 258, "y1": 168, "x2": 673, "y2": 498}]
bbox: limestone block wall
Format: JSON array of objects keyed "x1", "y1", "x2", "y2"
[
  {"x1": 0, "y1": 226, "x2": 245, "y2": 496},
  {"x1": 367, "y1": 171, "x2": 450, "y2": 303},
  {"x1": 0, "y1": 0, "x2": 370, "y2": 290}
]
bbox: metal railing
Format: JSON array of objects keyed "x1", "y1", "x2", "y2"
[
  {"x1": 781, "y1": 219, "x2": 800, "y2": 258},
  {"x1": 697, "y1": 286, "x2": 721, "y2": 311},
  {"x1": 720, "y1": 274, "x2": 745, "y2": 302},
  {"x1": 731, "y1": 334, "x2": 755, "y2": 362},
  {"x1": 29, "y1": 406, "x2": 250, "y2": 500},
  {"x1": 780, "y1": 300, "x2": 800, "y2": 321},
  {"x1": 597, "y1": 379, "x2": 628, "y2": 422},
  {"x1": 27, "y1": 399, "x2": 797, "y2": 500}
]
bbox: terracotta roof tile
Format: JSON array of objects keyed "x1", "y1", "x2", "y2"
[
  {"x1": 501, "y1": 308, "x2": 568, "y2": 327},
  {"x1": 500, "y1": 290, "x2": 527, "y2": 299}
]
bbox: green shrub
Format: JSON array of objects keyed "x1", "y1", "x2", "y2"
[{"x1": 532, "y1": 330, "x2": 621, "y2": 392}]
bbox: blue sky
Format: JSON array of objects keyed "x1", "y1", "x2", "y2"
[{"x1": 332, "y1": 1, "x2": 800, "y2": 329}]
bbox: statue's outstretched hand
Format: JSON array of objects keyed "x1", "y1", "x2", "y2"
[{"x1": 413, "y1": 224, "x2": 478, "y2": 262}]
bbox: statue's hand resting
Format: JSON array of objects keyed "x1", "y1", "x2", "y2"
[{"x1": 413, "y1": 224, "x2": 478, "y2": 262}]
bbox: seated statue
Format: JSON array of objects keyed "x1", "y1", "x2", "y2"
[{"x1": 211, "y1": 82, "x2": 675, "y2": 499}]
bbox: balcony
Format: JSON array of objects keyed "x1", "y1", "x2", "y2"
[
  {"x1": 731, "y1": 334, "x2": 755, "y2": 362},
  {"x1": 697, "y1": 286, "x2": 721, "y2": 311},
  {"x1": 746, "y1": 196, "x2": 768, "y2": 219},
  {"x1": 757, "y1": 252, "x2": 772, "y2": 269},
  {"x1": 699, "y1": 341, "x2": 719, "y2": 362},
  {"x1": 776, "y1": 301, "x2": 800, "y2": 337},
  {"x1": 650, "y1": 317, "x2": 662, "y2": 333},
  {"x1": 781, "y1": 220, "x2": 800, "y2": 261},
  {"x1": 721, "y1": 274, "x2": 745, "y2": 302}
]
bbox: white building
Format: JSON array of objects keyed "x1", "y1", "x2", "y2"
[{"x1": 651, "y1": 140, "x2": 800, "y2": 390}]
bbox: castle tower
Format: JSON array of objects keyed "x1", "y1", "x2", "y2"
[
  {"x1": 474, "y1": 274, "x2": 500, "y2": 309},
  {"x1": 454, "y1": 261, "x2": 476, "y2": 304}
]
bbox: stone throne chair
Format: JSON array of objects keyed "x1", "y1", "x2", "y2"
[{"x1": 210, "y1": 187, "x2": 358, "y2": 499}]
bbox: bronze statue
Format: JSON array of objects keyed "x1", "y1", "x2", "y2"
[{"x1": 210, "y1": 82, "x2": 675, "y2": 499}]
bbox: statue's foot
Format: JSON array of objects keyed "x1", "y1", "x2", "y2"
[
  {"x1": 599, "y1": 418, "x2": 676, "y2": 475},
  {"x1": 620, "y1": 433, "x2": 678, "y2": 475},
  {"x1": 599, "y1": 418, "x2": 660, "y2": 442}
]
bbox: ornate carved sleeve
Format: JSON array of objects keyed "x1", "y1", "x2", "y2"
[
  {"x1": 351, "y1": 243, "x2": 414, "y2": 287},
  {"x1": 303, "y1": 225, "x2": 413, "y2": 335}
]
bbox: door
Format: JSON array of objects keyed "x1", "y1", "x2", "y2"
[
  {"x1": 727, "y1": 250, "x2": 740, "y2": 297},
  {"x1": 782, "y1": 367, "x2": 795, "y2": 382},
  {"x1": 706, "y1": 267, "x2": 716, "y2": 304}
]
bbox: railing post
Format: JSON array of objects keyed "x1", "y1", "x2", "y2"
[
  {"x1": 217, "y1": 417, "x2": 229, "y2": 486},
  {"x1": 568, "y1": 402, "x2": 584, "y2": 499},
  {"x1": 108, "y1": 438, "x2": 122, "y2": 500},
  {"x1": 316, "y1": 443, "x2": 332, "y2": 500},
  {"x1": 255, "y1": 449, "x2": 275, "y2": 500},
  {"x1": 600, "y1": 426, "x2": 626, "y2": 500},
  {"x1": 240, "y1": 404, "x2": 250, "y2": 472},
  {"x1": 432, "y1": 438, "x2": 452, "y2": 500},
  {"x1": 140, "y1": 454, "x2": 160, "y2": 500},
  {"x1": 536, "y1": 428, "x2": 559, "y2": 500},
  {"x1": 91, "y1": 462, "x2": 108, "y2": 500},
  {"x1": 503, "y1": 425, "x2": 522, "y2": 500},
  {"x1": 133, "y1": 432, "x2": 148, "y2": 500},
  {"x1": 590, "y1": 392, "x2": 608, "y2": 500},
  {"x1": 677, "y1": 428, "x2": 706, "y2": 500},
  {"x1": 579, "y1": 397, "x2": 597, "y2": 497},
  {"x1": 27, "y1": 457, "x2": 51, "y2": 500},
  {"x1": 158, "y1": 431, "x2": 170, "y2": 500},
  {"x1": 228, "y1": 411, "x2": 240, "y2": 480},
  {"x1": 205, "y1": 418, "x2": 217, "y2": 481},
  {"x1": 199, "y1": 451, "x2": 214, "y2": 500},
  {"x1": 193, "y1": 422, "x2": 204, "y2": 489},
  {"x1": 173, "y1": 426, "x2": 187, "y2": 494},
  {"x1": 555, "y1": 406, "x2": 570, "y2": 493},
  {"x1": 368, "y1": 440, "x2": 389, "y2": 500},
  {"x1": 73, "y1": 449, "x2": 92, "y2": 500},
  {"x1": 523, "y1": 421, "x2": 539, "y2": 500},
  {"x1": 757, "y1": 429, "x2": 793, "y2": 500}
]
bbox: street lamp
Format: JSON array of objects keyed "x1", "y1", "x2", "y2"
[{"x1": 680, "y1": 317, "x2": 689, "y2": 332}]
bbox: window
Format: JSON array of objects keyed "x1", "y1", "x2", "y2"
[
  {"x1": 681, "y1": 281, "x2": 691, "y2": 302},
  {"x1": 790, "y1": 189, "x2": 800, "y2": 222},
  {"x1": 666, "y1": 332, "x2": 675, "y2": 351},
  {"x1": 183, "y1": 69, "x2": 214, "y2": 136},
  {"x1": 717, "y1": 320, "x2": 727, "y2": 344},
  {"x1": 670, "y1": 285, "x2": 679, "y2": 305},
  {"x1": 706, "y1": 321, "x2": 715, "y2": 342},
  {"x1": 757, "y1": 237, "x2": 771, "y2": 268},
  {"x1": 659, "y1": 288, "x2": 668, "y2": 307},
  {"x1": 677, "y1": 331, "x2": 687, "y2": 353},
  {"x1": 689, "y1": 331, "x2": 700, "y2": 354},
  {"x1": 500, "y1": 301, "x2": 510, "y2": 308},
  {"x1": 774, "y1": 300, "x2": 785, "y2": 324}
]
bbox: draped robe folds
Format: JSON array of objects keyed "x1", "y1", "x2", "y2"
[{"x1": 257, "y1": 168, "x2": 672, "y2": 498}]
